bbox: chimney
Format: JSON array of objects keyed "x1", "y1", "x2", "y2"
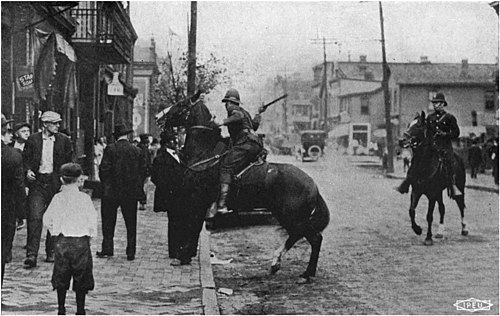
[
  {"x1": 462, "y1": 59, "x2": 469, "y2": 69},
  {"x1": 420, "y1": 56, "x2": 430, "y2": 64},
  {"x1": 359, "y1": 55, "x2": 367, "y2": 62}
]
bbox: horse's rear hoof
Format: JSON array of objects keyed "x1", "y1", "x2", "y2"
[
  {"x1": 413, "y1": 225, "x2": 422, "y2": 235},
  {"x1": 462, "y1": 230, "x2": 469, "y2": 236},
  {"x1": 424, "y1": 238, "x2": 433, "y2": 246},
  {"x1": 296, "y1": 276, "x2": 310, "y2": 284},
  {"x1": 270, "y1": 264, "x2": 280, "y2": 275}
]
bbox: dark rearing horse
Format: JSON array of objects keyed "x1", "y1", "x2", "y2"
[
  {"x1": 164, "y1": 102, "x2": 330, "y2": 284},
  {"x1": 400, "y1": 112, "x2": 468, "y2": 246}
]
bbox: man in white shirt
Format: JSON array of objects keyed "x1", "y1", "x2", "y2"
[{"x1": 23, "y1": 111, "x2": 73, "y2": 268}]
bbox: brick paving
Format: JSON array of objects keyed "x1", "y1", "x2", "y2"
[{"x1": 1, "y1": 183, "x2": 217, "y2": 315}]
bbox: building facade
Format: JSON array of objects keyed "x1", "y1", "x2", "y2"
[{"x1": 132, "y1": 37, "x2": 160, "y2": 138}]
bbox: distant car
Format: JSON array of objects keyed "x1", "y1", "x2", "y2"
[{"x1": 295, "y1": 130, "x2": 327, "y2": 162}]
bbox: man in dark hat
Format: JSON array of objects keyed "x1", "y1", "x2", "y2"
[
  {"x1": 151, "y1": 130, "x2": 191, "y2": 265},
  {"x1": 2, "y1": 114, "x2": 26, "y2": 282},
  {"x1": 206, "y1": 88, "x2": 267, "y2": 218},
  {"x1": 23, "y1": 110, "x2": 73, "y2": 268},
  {"x1": 396, "y1": 92, "x2": 461, "y2": 196},
  {"x1": 97, "y1": 122, "x2": 147, "y2": 261}
]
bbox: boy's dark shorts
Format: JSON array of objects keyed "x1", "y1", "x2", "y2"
[{"x1": 51, "y1": 235, "x2": 94, "y2": 292}]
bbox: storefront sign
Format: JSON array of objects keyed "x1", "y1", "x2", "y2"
[
  {"x1": 15, "y1": 66, "x2": 35, "y2": 97},
  {"x1": 107, "y1": 72, "x2": 124, "y2": 96}
]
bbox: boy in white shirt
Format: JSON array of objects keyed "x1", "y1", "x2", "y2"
[{"x1": 44, "y1": 163, "x2": 98, "y2": 315}]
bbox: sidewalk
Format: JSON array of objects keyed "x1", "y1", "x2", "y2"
[
  {"x1": 1, "y1": 186, "x2": 219, "y2": 315},
  {"x1": 342, "y1": 153, "x2": 498, "y2": 193}
]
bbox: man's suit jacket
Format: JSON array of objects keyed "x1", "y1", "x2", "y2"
[
  {"x1": 99, "y1": 139, "x2": 146, "y2": 201},
  {"x1": 2, "y1": 142, "x2": 26, "y2": 217},
  {"x1": 151, "y1": 147, "x2": 185, "y2": 213},
  {"x1": 23, "y1": 131, "x2": 73, "y2": 179}
]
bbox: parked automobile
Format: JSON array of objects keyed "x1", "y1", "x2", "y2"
[{"x1": 295, "y1": 130, "x2": 327, "y2": 162}]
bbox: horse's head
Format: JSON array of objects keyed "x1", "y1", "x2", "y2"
[
  {"x1": 182, "y1": 125, "x2": 224, "y2": 165},
  {"x1": 156, "y1": 91, "x2": 204, "y2": 130},
  {"x1": 399, "y1": 111, "x2": 427, "y2": 149}
]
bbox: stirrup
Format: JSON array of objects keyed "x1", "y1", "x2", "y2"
[{"x1": 216, "y1": 206, "x2": 233, "y2": 214}]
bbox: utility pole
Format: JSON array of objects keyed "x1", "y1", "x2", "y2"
[
  {"x1": 187, "y1": 1, "x2": 197, "y2": 96},
  {"x1": 283, "y1": 68, "x2": 288, "y2": 133},
  {"x1": 379, "y1": 1, "x2": 395, "y2": 173},
  {"x1": 310, "y1": 37, "x2": 335, "y2": 131}
]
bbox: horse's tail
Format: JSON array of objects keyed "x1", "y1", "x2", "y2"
[{"x1": 311, "y1": 192, "x2": 330, "y2": 232}]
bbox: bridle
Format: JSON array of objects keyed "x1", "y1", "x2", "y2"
[{"x1": 183, "y1": 125, "x2": 228, "y2": 172}]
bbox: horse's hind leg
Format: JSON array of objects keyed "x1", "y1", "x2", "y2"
[
  {"x1": 435, "y1": 193, "x2": 445, "y2": 239},
  {"x1": 425, "y1": 198, "x2": 436, "y2": 246},
  {"x1": 410, "y1": 191, "x2": 423, "y2": 235},
  {"x1": 299, "y1": 228, "x2": 323, "y2": 283},
  {"x1": 454, "y1": 194, "x2": 468, "y2": 236},
  {"x1": 271, "y1": 234, "x2": 301, "y2": 275}
]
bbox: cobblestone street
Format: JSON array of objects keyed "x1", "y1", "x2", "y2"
[{"x1": 211, "y1": 149, "x2": 499, "y2": 314}]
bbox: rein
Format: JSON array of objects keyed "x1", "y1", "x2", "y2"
[
  {"x1": 184, "y1": 125, "x2": 227, "y2": 172},
  {"x1": 186, "y1": 151, "x2": 228, "y2": 171}
]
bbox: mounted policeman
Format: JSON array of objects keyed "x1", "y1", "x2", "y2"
[
  {"x1": 206, "y1": 88, "x2": 267, "y2": 218},
  {"x1": 396, "y1": 92, "x2": 462, "y2": 197}
]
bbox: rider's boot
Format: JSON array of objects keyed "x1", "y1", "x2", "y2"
[
  {"x1": 395, "y1": 178, "x2": 410, "y2": 194},
  {"x1": 205, "y1": 183, "x2": 232, "y2": 220},
  {"x1": 450, "y1": 175, "x2": 462, "y2": 197},
  {"x1": 216, "y1": 183, "x2": 233, "y2": 214}
]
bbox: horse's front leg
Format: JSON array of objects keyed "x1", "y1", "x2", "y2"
[
  {"x1": 270, "y1": 234, "x2": 301, "y2": 275},
  {"x1": 425, "y1": 198, "x2": 437, "y2": 246},
  {"x1": 454, "y1": 194, "x2": 469, "y2": 236},
  {"x1": 435, "y1": 192, "x2": 445, "y2": 239},
  {"x1": 409, "y1": 190, "x2": 423, "y2": 235}
]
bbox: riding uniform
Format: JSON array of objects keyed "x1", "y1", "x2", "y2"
[
  {"x1": 426, "y1": 109, "x2": 460, "y2": 172},
  {"x1": 397, "y1": 92, "x2": 460, "y2": 195},
  {"x1": 206, "y1": 88, "x2": 265, "y2": 217},
  {"x1": 220, "y1": 103, "x2": 263, "y2": 184}
]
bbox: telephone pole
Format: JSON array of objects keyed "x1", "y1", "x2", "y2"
[
  {"x1": 379, "y1": 1, "x2": 395, "y2": 173},
  {"x1": 187, "y1": 1, "x2": 197, "y2": 96},
  {"x1": 310, "y1": 37, "x2": 336, "y2": 131}
]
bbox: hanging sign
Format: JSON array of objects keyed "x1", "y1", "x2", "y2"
[{"x1": 107, "y1": 72, "x2": 124, "y2": 96}]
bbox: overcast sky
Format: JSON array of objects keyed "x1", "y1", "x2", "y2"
[{"x1": 130, "y1": 1, "x2": 498, "y2": 110}]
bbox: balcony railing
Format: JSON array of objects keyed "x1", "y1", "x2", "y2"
[{"x1": 71, "y1": 3, "x2": 136, "y2": 64}]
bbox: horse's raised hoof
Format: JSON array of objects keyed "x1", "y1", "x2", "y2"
[
  {"x1": 296, "y1": 276, "x2": 310, "y2": 284},
  {"x1": 424, "y1": 238, "x2": 433, "y2": 246},
  {"x1": 412, "y1": 225, "x2": 422, "y2": 235},
  {"x1": 270, "y1": 264, "x2": 280, "y2": 275}
]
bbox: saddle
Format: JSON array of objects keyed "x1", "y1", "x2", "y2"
[{"x1": 228, "y1": 150, "x2": 277, "y2": 210}]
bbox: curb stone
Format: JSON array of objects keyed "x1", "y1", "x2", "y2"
[
  {"x1": 386, "y1": 173, "x2": 499, "y2": 194},
  {"x1": 200, "y1": 223, "x2": 219, "y2": 315}
]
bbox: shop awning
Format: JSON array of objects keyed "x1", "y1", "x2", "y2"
[
  {"x1": 328, "y1": 124, "x2": 349, "y2": 138},
  {"x1": 459, "y1": 126, "x2": 487, "y2": 138}
]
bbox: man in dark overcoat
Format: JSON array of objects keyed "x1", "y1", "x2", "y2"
[
  {"x1": 151, "y1": 130, "x2": 189, "y2": 264},
  {"x1": 2, "y1": 114, "x2": 26, "y2": 282},
  {"x1": 23, "y1": 111, "x2": 73, "y2": 268},
  {"x1": 97, "y1": 123, "x2": 146, "y2": 261},
  {"x1": 468, "y1": 139, "x2": 483, "y2": 179}
]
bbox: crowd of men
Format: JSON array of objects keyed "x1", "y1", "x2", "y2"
[{"x1": 1, "y1": 107, "x2": 206, "y2": 312}]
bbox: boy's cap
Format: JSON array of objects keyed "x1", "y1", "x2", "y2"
[{"x1": 60, "y1": 163, "x2": 83, "y2": 178}]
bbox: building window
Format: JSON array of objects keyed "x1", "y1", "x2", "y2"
[
  {"x1": 360, "y1": 96, "x2": 370, "y2": 115},
  {"x1": 471, "y1": 110, "x2": 478, "y2": 126},
  {"x1": 364, "y1": 72, "x2": 374, "y2": 80},
  {"x1": 392, "y1": 89, "x2": 398, "y2": 113},
  {"x1": 485, "y1": 91, "x2": 495, "y2": 111}
]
